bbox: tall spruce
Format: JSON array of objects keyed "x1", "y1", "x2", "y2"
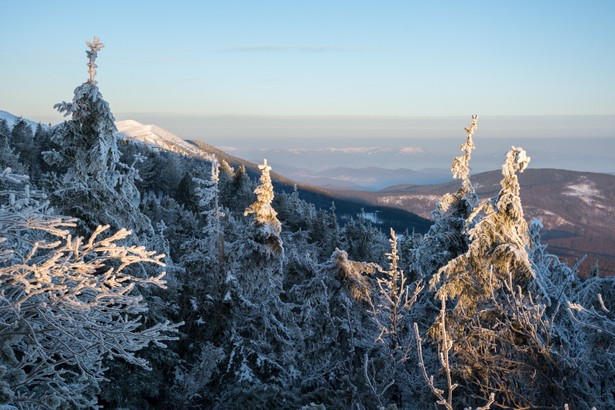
[
  {"x1": 42, "y1": 37, "x2": 148, "y2": 233},
  {"x1": 244, "y1": 159, "x2": 283, "y2": 255},
  {"x1": 415, "y1": 115, "x2": 479, "y2": 279},
  {"x1": 0, "y1": 168, "x2": 179, "y2": 409}
]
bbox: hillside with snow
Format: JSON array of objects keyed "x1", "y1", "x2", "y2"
[
  {"x1": 4, "y1": 109, "x2": 614, "y2": 275},
  {"x1": 0, "y1": 109, "x2": 47, "y2": 130},
  {"x1": 115, "y1": 120, "x2": 205, "y2": 158},
  {"x1": 3, "y1": 104, "x2": 615, "y2": 408},
  {"x1": 337, "y1": 168, "x2": 615, "y2": 275}
]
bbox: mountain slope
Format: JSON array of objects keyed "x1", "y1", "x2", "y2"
[
  {"x1": 116, "y1": 119, "x2": 615, "y2": 275},
  {"x1": 116, "y1": 120, "x2": 204, "y2": 157},
  {"x1": 114, "y1": 120, "x2": 432, "y2": 234},
  {"x1": 0, "y1": 109, "x2": 46, "y2": 130},
  {"x1": 187, "y1": 140, "x2": 432, "y2": 234}
]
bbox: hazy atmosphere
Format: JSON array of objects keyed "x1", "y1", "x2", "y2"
[{"x1": 2, "y1": 1, "x2": 614, "y2": 144}]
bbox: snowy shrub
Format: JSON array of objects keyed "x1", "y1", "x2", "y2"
[{"x1": 0, "y1": 170, "x2": 179, "y2": 409}]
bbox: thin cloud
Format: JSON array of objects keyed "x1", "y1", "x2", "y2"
[
  {"x1": 400, "y1": 146, "x2": 426, "y2": 154},
  {"x1": 285, "y1": 146, "x2": 425, "y2": 155},
  {"x1": 284, "y1": 146, "x2": 391, "y2": 155},
  {"x1": 323, "y1": 146, "x2": 389, "y2": 154},
  {"x1": 219, "y1": 45, "x2": 388, "y2": 53}
]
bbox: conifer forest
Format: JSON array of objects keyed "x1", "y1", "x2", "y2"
[{"x1": 1, "y1": 38, "x2": 614, "y2": 410}]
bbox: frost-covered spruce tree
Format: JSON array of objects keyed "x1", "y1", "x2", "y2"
[
  {"x1": 415, "y1": 115, "x2": 479, "y2": 279},
  {"x1": 217, "y1": 159, "x2": 236, "y2": 206},
  {"x1": 363, "y1": 228, "x2": 424, "y2": 408},
  {"x1": 0, "y1": 168, "x2": 179, "y2": 409},
  {"x1": 190, "y1": 156, "x2": 225, "y2": 280},
  {"x1": 9, "y1": 119, "x2": 34, "y2": 171},
  {"x1": 0, "y1": 119, "x2": 10, "y2": 144},
  {"x1": 210, "y1": 160, "x2": 302, "y2": 406},
  {"x1": 0, "y1": 120, "x2": 23, "y2": 173},
  {"x1": 274, "y1": 184, "x2": 314, "y2": 232},
  {"x1": 431, "y1": 146, "x2": 533, "y2": 310},
  {"x1": 244, "y1": 159, "x2": 283, "y2": 255},
  {"x1": 309, "y1": 202, "x2": 346, "y2": 259},
  {"x1": 286, "y1": 247, "x2": 378, "y2": 408},
  {"x1": 343, "y1": 211, "x2": 387, "y2": 264},
  {"x1": 174, "y1": 157, "x2": 228, "y2": 364},
  {"x1": 428, "y1": 147, "x2": 573, "y2": 408},
  {"x1": 43, "y1": 37, "x2": 148, "y2": 234},
  {"x1": 29, "y1": 123, "x2": 51, "y2": 182}
]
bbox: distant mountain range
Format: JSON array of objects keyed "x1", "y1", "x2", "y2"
[
  {"x1": 269, "y1": 163, "x2": 452, "y2": 190},
  {"x1": 116, "y1": 119, "x2": 615, "y2": 276},
  {"x1": 116, "y1": 119, "x2": 432, "y2": 234},
  {"x1": 5, "y1": 112, "x2": 613, "y2": 276}
]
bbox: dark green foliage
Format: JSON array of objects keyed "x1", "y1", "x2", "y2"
[
  {"x1": 10, "y1": 119, "x2": 34, "y2": 169},
  {"x1": 343, "y1": 212, "x2": 387, "y2": 263},
  {"x1": 0, "y1": 119, "x2": 23, "y2": 172}
]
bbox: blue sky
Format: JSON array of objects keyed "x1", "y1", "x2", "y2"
[{"x1": 1, "y1": 0, "x2": 614, "y2": 139}]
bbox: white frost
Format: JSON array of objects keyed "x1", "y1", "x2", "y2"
[
  {"x1": 116, "y1": 119, "x2": 204, "y2": 157},
  {"x1": 563, "y1": 178, "x2": 604, "y2": 206}
]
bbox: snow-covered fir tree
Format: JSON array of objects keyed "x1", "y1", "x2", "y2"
[
  {"x1": 0, "y1": 120, "x2": 23, "y2": 173},
  {"x1": 431, "y1": 146, "x2": 533, "y2": 312},
  {"x1": 42, "y1": 37, "x2": 149, "y2": 234},
  {"x1": 415, "y1": 115, "x2": 479, "y2": 279},
  {"x1": 9, "y1": 119, "x2": 33, "y2": 170},
  {"x1": 244, "y1": 159, "x2": 283, "y2": 255},
  {"x1": 0, "y1": 168, "x2": 179, "y2": 409}
]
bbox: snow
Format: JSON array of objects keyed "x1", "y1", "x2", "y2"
[
  {"x1": 400, "y1": 146, "x2": 426, "y2": 154},
  {"x1": 361, "y1": 211, "x2": 382, "y2": 224},
  {"x1": 0, "y1": 109, "x2": 48, "y2": 130},
  {"x1": 116, "y1": 119, "x2": 204, "y2": 157},
  {"x1": 378, "y1": 194, "x2": 440, "y2": 218},
  {"x1": 527, "y1": 207, "x2": 573, "y2": 227},
  {"x1": 563, "y1": 178, "x2": 604, "y2": 206},
  {"x1": 379, "y1": 194, "x2": 440, "y2": 206},
  {"x1": 564, "y1": 182, "x2": 601, "y2": 198}
]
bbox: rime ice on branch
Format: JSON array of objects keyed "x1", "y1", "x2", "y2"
[
  {"x1": 86, "y1": 36, "x2": 104, "y2": 83},
  {"x1": 47, "y1": 36, "x2": 148, "y2": 233},
  {"x1": 452, "y1": 114, "x2": 478, "y2": 193},
  {"x1": 244, "y1": 159, "x2": 281, "y2": 236},
  {"x1": 432, "y1": 114, "x2": 478, "y2": 220}
]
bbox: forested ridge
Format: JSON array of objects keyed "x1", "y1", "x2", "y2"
[{"x1": 1, "y1": 41, "x2": 614, "y2": 410}]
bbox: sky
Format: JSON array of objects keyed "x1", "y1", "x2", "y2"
[{"x1": 1, "y1": 0, "x2": 614, "y2": 144}]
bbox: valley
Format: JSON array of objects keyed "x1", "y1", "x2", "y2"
[
  {"x1": 334, "y1": 169, "x2": 615, "y2": 276},
  {"x1": 116, "y1": 118, "x2": 615, "y2": 276}
]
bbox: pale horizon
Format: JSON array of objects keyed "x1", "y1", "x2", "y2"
[
  {"x1": 2, "y1": 1, "x2": 614, "y2": 125},
  {"x1": 2, "y1": 1, "x2": 614, "y2": 175}
]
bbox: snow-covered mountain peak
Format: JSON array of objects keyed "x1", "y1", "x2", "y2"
[
  {"x1": 116, "y1": 119, "x2": 204, "y2": 157},
  {"x1": 0, "y1": 109, "x2": 46, "y2": 130}
]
